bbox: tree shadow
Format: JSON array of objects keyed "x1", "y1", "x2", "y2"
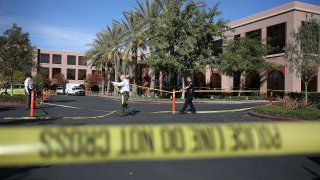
[
  {"x1": 302, "y1": 156, "x2": 320, "y2": 180},
  {"x1": 0, "y1": 117, "x2": 61, "y2": 126},
  {"x1": 0, "y1": 107, "x2": 18, "y2": 112},
  {"x1": 48, "y1": 99, "x2": 77, "y2": 103}
]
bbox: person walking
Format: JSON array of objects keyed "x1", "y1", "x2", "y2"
[
  {"x1": 24, "y1": 76, "x2": 33, "y2": 109},
  {"x1": 112, "y1": 74, "x2": 135, "y2": 116},
  {"x1": 178, "y1": 76, "x2": 196, "y2": 114}
]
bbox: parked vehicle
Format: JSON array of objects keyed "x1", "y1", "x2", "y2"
[
  {"x1": 56, "y1": 87, "x2": 64, "y2": 95},
  {"x1": 65, "y1": 83, "x2": 85, "y2": 96}
]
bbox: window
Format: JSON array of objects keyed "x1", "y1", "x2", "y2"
[
  {"x1": 40, "y1": 53, "x2": 50, "y2": 63},
  {"x1": 234, "y1": 34, "x2": 240, "y2": 40},
  {"x1": 267, "y1": 23, "x2": 286, "y2": 55},
  {"x1": 39, "y1": 67, "x2": 49, "y2": 79},
  {"x1": 52, "y1": 68, "x2": 61, "y2": 78},
  {"x1": 78, "y1": 69, "x2": 87, "y2": 80},
  {"x1": 52, "y1": 54, "x2": 62, "y2": 64},
  {"x1": 78, "y1": 56, "x2": 87, "y2": 66},
  {"x1": 246, "y1": 29, "x2": 261, "y2": 42},
  {"x1": 67, "y1": 55, "x2": 76, "y2": 65},
  {"x1": 67, "y1": 69, "x2": 76, "y2": 80}
]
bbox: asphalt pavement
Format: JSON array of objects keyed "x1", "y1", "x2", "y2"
[{"x1": 0, "y1": 95, "x2": 319, "y2": 180}]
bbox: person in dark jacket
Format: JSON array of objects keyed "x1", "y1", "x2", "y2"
[{"x1": 178, "y1": 76, "x2": 196, "y2": 114}]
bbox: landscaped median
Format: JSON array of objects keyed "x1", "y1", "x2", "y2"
[{"x1": 253, "y1": 104, "x2": 320, "y2": 121}]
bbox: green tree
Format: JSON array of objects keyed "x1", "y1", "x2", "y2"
[
  {"x1": 218, "y1": 37, "x2": 274, "y2": 91},
  {"x1": 32, "y1": 74, "x2": 44, "y2": 88},
  {"x1": 13, "y1": 71, "x2": 26, "y2": 84},
  {"x1": 0, "y1": 24, "x2": 36, "y2": 96},
  {"x1": 285, "y1": 15, "x2": 320, "y2": 104},
  {"x1": 143, "y1": 0, "x2": 227, "y2": 98}
]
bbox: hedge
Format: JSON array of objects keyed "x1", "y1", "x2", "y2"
[
  {"x1": 0, "y1": 95, "x2": 25, "y2": 103},
  {"x1": 287, "y1": 92, "x2": 320, "y2": 109}
]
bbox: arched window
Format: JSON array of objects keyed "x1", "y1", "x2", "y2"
[
  {"x1": 245, "y1": 71, "x2": 260, "y2": 90},
  {"x1": 268, "y1": 70, "x2": 285, "y2": 91},
  {"x1": 194, "y1": 72, "x2": 206, "y2": 88},
  {"x1": 210, "y1": 73, "x2": 221, "y2": 89}
]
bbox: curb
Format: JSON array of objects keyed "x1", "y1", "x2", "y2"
[
  {"x1": 90, "y1": 94, "x2": 273, "y2": 105},
  {"x1": 248, "y1": 111, "x2": 297, "y2": 121},
  {"x1": 0, "y1": 102, "x2": 24, "y2": 106}
]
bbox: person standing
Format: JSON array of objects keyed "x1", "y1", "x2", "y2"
[
  {"x1": 24, "y1": 76, "x2": 33, "y2": 109},
  {"x1": 179, "y1": 76, "x2": 196, "y2": 114},
  {"x1": 112, "y1": 74, "x2": 135, "y2": 116}
]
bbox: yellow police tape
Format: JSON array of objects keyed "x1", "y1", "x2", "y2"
[
  {"x1": 0, "y1": 122, "x2": 319, "y2": 166},
  {"x1": 133, "y1": 84, "x2": 290, "y2": 94}
]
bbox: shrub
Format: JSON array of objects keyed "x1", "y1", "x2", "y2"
[
  {"x1": 287, "y1": 92, "x2": 320, "y2": 109},
  {"x1": 0, "y1": 95, "x2": 25, "y2": 103},
  {"x1": 280, "y1": 96, "x2": 312, "y2": 109}
]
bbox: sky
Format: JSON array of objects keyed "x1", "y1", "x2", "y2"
[{"x1": 0, "y1": 0, "x2": 319, "y2": 52}]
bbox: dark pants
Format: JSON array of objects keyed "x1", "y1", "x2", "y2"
[
  {"x1": 118, "y1": 92, "x2": 133, "y2": 115},
  {"x1": 25, "y1": 90, "x2": 31, "y2": 109},
  {"x1": 180, "y1": 93, "x2": 196, "y2": 113}
]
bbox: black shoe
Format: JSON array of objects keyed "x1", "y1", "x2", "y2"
[
  {"x1": 191, "y1": 111, "x2": 196, "y2": 114},
  {"x1": 178, "y1": 111, "x2": 186, "y2": 114}
]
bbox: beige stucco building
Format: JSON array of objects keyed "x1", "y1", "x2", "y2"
[
  {"x1": 32, "y1": 49, "x2": 96, "y2": 84},
  {"x1": 194, "y1": 1, "x2": 320, "y2": 94}
]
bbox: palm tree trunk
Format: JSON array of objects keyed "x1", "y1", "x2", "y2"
[
  {"x1": 149, "y1": 68, "x2": 155, "y2": 97},
  {"x1": 132, "y1": 47, "x2": 139, "y2": 96},
  {"x1": 101, "y1": 65, "x2": 106, "y2": 95},
  {"x1": 159, "y1": 71, "x2": 163, "y2": 96},
  {"x1": 106, "y1": 67, "x2": 111, "y2": 96},
  {"x1": 114, "y1": 67, "x2": 119, "y2": 96}
]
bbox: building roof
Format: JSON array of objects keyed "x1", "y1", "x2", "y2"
[{"x1": 228, "y1": 1, "x2": 320, "y2": 28}]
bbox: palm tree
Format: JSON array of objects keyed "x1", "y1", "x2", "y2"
[
  {"x1": 86, "y1": 23, "x2": 124, "y2": 95},
  {"x1": 113, "y1": 12, "x2": 145, "y2": 95},
  {"x1": 86, "y1": 31, "x2": 109, "y2": 95}
]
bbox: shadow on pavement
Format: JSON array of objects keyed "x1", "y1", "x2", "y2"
[{"x1": 0, "y1": 166, "x2": 50, "y2": 180}]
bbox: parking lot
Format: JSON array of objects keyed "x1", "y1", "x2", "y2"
[{"x1": 0, "y1": 95, "x2": 319, "y2": 180}]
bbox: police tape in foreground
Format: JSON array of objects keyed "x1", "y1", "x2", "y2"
[{"x1": 0, "y1": 122, "x2": 320, "y2": 166}]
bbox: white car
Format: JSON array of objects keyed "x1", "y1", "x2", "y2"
[{"x1": 56, "y1": 87, "x2": 64, "y2": 95}]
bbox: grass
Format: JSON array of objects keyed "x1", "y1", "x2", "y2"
[{"x1": 254, "y1": 105, "x2": 320, "y2": 121}]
